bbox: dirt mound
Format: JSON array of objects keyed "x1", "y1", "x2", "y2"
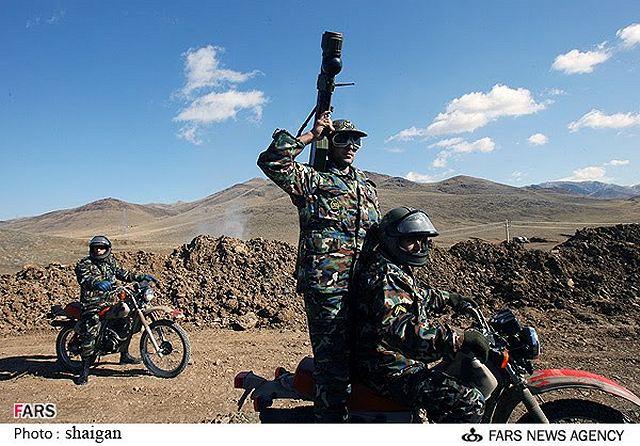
[
  {"x1": 422, "y1": 224, "x2": 640, "y2": 323},
  {"x1": 1, "y1": 225, "x2": 639, "y2": 336},
  {"x1": 162, "y1": 236, "x2": 304, "y2": 330}
]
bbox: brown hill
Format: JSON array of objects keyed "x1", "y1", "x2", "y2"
[{"x1": 1, "y1": 174, "x2": 639, "y2": 273}]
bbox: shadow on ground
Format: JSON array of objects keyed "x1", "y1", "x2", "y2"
[{"x1": 0, "y1": 354, "x2": 148, "y2": 382}]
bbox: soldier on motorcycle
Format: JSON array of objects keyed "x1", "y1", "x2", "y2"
[
  {"x1": 74, "y1": 235, "x2": 156, "y2": 385},
  {"x1": 351, "y1": 207, "x2": 487, "y2": 422}
]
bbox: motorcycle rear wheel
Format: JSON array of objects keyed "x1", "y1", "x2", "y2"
[
  {"x1": 140, "y1": 319, "x2": 190, "y2": 378},
  {"x1": 517, "y1": 398, "x2": 630, "y2": 423},
  {"x1": 55, "y1": 326, "x2": 83, "y2": 372}
]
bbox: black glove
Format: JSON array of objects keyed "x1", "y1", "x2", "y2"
[
  {"x1": 136, "y1": 274, "x2": 157, "y2": 283},
  {"x1": 449, "y1": 293, "x2": 478, "y2": 313},
  {"x1": 461, "y1": 329, "x2": 490, "y2": 363},
  {"x1": 94, "y1": 280, "x2": 113, "y2": 292}
]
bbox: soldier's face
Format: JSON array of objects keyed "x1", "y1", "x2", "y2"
[
  {"x1": 399, "y1": 236, "x2": 431, "y2": 254},
  {"x1": 329, "y1": 133, "x2": 360, "y2": 167},
  {"x1": 91, "y1": 246, "x2": 107, "y2": 257}
]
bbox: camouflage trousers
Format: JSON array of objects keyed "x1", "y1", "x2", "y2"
[
  {"x1": 77, "y1": 302, "x2": 132, "y2": 361},
  {"x1": 303, "y1": 289, "x2": 351, "y2": 423},
  {"x1": 376, "y1": 367, "x2": 485, "y2": 423},
  {"x1": 77, "y1": 313, "x2": 101, "y2": 360}
]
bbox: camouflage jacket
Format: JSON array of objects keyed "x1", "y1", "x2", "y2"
[
  {"x1": 75, "y1": 255, "x2": 138, "y2": 307},
  {"x1": 352, "y1": 244, "x2": 465, "y2": 382},
  {"x1": 257, "y1": 129, "x2": 380, "y2": 294}
]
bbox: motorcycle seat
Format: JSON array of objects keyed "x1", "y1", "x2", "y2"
[
  {"x1": 59, "y1": 301, "x2": 113, "y2": 320},
  {"x1": 292, "y1": 356, "x2": 410, "y2": 412},
  {"x1": 63, "y1": 302, "x2": 83, "y2": 319}
]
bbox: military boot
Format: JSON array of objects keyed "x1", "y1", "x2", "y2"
[
  {"x1": 75, "y1": 356, "x2": 95, "y2": 386},
  {"x1": 119, "y1": 351, "x2": 142, "y2": 365},
  {"x1": 119, "y1": 338, "x2": 141, "y2": 364}
]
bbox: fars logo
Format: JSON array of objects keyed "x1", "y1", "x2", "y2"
[{"x1": 13, "y1": 403, "x2": 57, "y2": 419}]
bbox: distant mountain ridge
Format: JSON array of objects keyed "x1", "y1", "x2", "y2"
[
  {"x1": 529, "y1": 181, "x2": 640, "y2": 200},
  {"x1": 2, "y1": 173, "x2": 640, "y2": 274}
]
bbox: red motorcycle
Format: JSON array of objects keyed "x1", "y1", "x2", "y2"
[
  {"x1": 235, "y1": 306, "x2": 640, "y2": 423},
  {"x1": 48, "y1": 281, "x2": 191, "y2": 379}
]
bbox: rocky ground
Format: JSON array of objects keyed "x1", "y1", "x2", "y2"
[{"x1": 1, "y1": 224, "x2": 639, "y2": 422}]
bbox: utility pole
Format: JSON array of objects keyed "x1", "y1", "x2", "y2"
[{"x1": 504, "y1": 219, "x2": 511, "y2": 242}]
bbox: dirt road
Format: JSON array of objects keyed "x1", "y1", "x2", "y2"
[{"x1": 1, "y1": 319, "x2": 639, "y2": 423}]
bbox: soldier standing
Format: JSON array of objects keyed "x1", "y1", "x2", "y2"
[
  {"x1": 257, "y1": 111, "x2": 380, "y2": 422},
  {"x1": 351, "y1": 207, "x2": 486, "y2": 422},
  {"x1": 74, "y1": 235, "x2": 156, "y2": 385}
]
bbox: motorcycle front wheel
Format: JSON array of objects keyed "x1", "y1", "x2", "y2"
[
  {"x1": 55, "y1": 325, "x2": 83, "y2": 372},
  {"x1": 517, "y1": 398, "x2": 630, "y2": 423},
  {"x1": 139, "y1": 319, "x2": 190, "y2": 378}
]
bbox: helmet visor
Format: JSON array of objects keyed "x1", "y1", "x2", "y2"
[
  {"x1": 399, "y1": 236, "x2": 433, "y2": 255},
  {"x1": 396, "y1": 210, "x2": 439, "y2": 237}
]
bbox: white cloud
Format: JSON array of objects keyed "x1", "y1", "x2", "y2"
[
  {"x1": 383, "y1": 147, "x2": 405, "y2": 153},
  {"x1": 568, "y1": 109, "x2": 640, "y2": 132},
  {"x1": 511, "y1": 171, "x2": 526, "y2": 179},
  {"x1": 46, "y1": 10, "x2": 66, "y2": 24},
  {"x1": 26, "y1": 9, "x2": 65, "y2": 28},
  {"x1": 182, "y1": 46, "x2": 259, "y2": 96},
  {"x1": 429, "y1": 137, "x2": 495, "y2": 168},
  {"x1": 174, "y1": 90, "x2": 266, "y2": 124},
  {"x1": 560, "y1": 166, "x2": 608, "y2": 182},
  {"x1": 427, "y1": 85, "x2": 544, "y2": 136},
  {"x1": 551, "y1": 49, "x2": 610, "y2": 74},
  {"x1": 432, "y1": 153, "x2": 449, "y2": 168},
  {"x1": 544, "y1": 88, "x2": 566, "y2": 96},
  {"x1": 605, "y1": 159, "x2": 630, "y2": 166},
  {"x1": 388, "y1": 85, "x2": 543, "y2": 141},
  {"x1": 528, "y1": 133, "x2": 548, "y2": 146},
  {"x1": 386, "y1": 127, "x2": 429, "y2": 142},
  {"x1": 176, "y1": 126, "x2": 203, "y2": 145},
  {"x1": 405, "y1": 172, "x2": 438, "y2": 183},
  {"x1": 174, "y1": 45, "x2": 266, "y2": 144},
  {"x1": 429, "y1": 137, "x2": 465, "y2": 148},
  {"x1": 616, "y1": 23, "x2": 640, "y2": 48}
]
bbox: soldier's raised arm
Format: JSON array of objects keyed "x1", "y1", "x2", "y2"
[{"x1": 257, "y1": 111, "x2": 334, "y2": 198}]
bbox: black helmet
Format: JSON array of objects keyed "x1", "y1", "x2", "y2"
[
  {"x1": 379, "y1": 207, "x2": 439, "y2": 267},
  {"x1": 89, "y1": 235, "x2": 112, "y2": 261}
]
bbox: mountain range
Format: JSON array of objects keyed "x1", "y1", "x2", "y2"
[
  {"x1": 528, "y1": 181, "x2": 640, "y2": 200},
  {"x1": 1, "y1": 174, "x2": 638, "y2": 274}
]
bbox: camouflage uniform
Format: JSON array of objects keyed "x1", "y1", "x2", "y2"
[
  {"x1": 351, "y1": 243, "x2": 485, "y2": 423},
  {"x1": 257, "y1": 129, "x2": 380, "y2": 421},
  {"x1": 74, "y1": 255, "x2": 139, "y2": 360}
]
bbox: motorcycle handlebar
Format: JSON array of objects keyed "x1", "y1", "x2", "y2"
[{"x1": 465, "y1": 306, "x2": 492, "y2": 334}]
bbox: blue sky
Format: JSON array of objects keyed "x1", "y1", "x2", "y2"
[{"x1": 1, "y1": 1, "x2": 639, "y2": 220}]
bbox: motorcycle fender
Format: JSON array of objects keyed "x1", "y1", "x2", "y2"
[
  {"x1": 527, "y1": 368, "x2": 640, "y2": 407},
  {"x1": 489, "y1": 368, "x2": 640, "y2": 423},
  {"x1": 143, "y1": 305, "x2": 184, "y2": 319}
]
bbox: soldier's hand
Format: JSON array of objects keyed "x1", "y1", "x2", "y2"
[
  {"x1": 449, "y1": 293, "x2": 478, "y2": 314},
  {"x1": 94, "y1": 280, "x2": 113, "y2": 292},
  {"x1": 461, "y1": 329, "x2": 490, "y2": 363},
  {"x1": 137, "y1": 274, "x2": 157, "y2": 284},
  {"x1": 311, "y1": 110, "x2": 335, "y2": 140}
]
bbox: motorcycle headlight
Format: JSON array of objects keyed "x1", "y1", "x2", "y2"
[
  {"x1": 520, "y1": 327, "x2": 540, "y2": 359},
  {"x1": 143, "y1": 287, "x2": 155, "y2": 302}
]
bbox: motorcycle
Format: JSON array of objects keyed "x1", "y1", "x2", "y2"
[
  {"x1": 48, "y1": 280, "x2": 191, "y2": 379},
  {"x1": 234, "y1": 305, "x2": 640, "y2": 423}
]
